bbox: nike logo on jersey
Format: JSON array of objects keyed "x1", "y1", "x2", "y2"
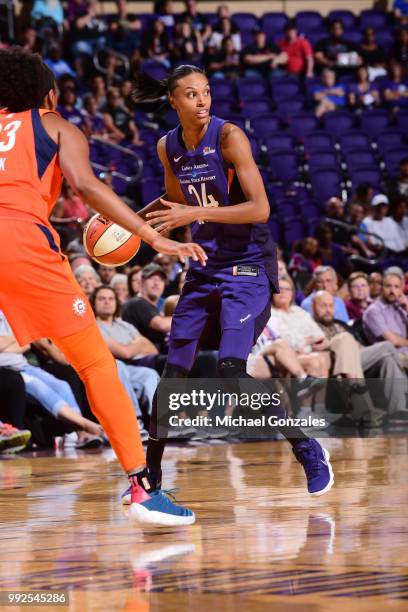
[
  {"x1": 173, "y1": 155, "x2": 182, "y2": 162},
  {"x1": 240, "y1": 314, "x2": 251, "y2": 323}
]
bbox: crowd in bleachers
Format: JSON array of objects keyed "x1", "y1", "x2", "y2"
[{"x1": 1, "y1": 0, "x2": 408, "y2": 453}]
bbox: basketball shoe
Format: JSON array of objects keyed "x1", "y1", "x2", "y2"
[
  {"x1": 0, "y1": 422, "x2": 31, "y2": 453},
  {"x1": 292, "y1": 439, "x2": 334, "y2": 496},
  {"x1": 127, "y1": 472, "x2": 195, "y2": 526}
]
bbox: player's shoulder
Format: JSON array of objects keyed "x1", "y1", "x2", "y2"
[{"x1": 220, "y1": 122, "x2": 248, "y2": 148}]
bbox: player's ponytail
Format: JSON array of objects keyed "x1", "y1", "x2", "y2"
[{"x1": 132, "y1": 64, "x2": 206, "y2": 103}]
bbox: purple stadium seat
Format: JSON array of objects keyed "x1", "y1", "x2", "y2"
[
  {"x1": 307, "y1": 149, "x2": 339, "y2": 169},
  {"x1": 303, "y1": 131, "x2": 335, "y2": 152},
  {"x1": 272, "y1": 77, "x2": 302, "y2": 102},
  {"x1": 232, "y1": 12, "x2": 259, "y2": 32},
  {"x1": 344, "y1": 149, "x2": 377, "y2": 168},
  {"x1": 204, "y1": 12, "x2": 219, "y2": 27},
  {"x1": 251, "y1": 113, "x2": 281, "y2": 136},
  {"x1": 288, "y1": 112, "x2": 319, "y2": 142},
  {"x1": 210, "y1": 80, "x2": 235, "y2": 100},
  {"x1": 275, "y1": 201, "x2": 297, "y2": 217},
  {"x1": 140, "y1": 179, "x2": 163, "y2": 205},
  {"x1": 375, "y1": 29, "x2": 394, "y2": 49},
  {"x1": 283, "y1": 220, "x2": 306, "y2": 247},
  {"x1": 212, "y1": 100, "x2": 235, "y2": 116},
  {"x1": 265, "y1": 133, "x2": 296, "y2": 151},
  {"x1": 338, "y1": 130, "x2": 371, "y2": 152},
  {"x1": 248, "y1": 135, "x2": 261, "y2": 161},
  {"x1": 268, "y1": 150, "x2": 299, "y2": 182},
  {"x1": 236, "y1": 79, "x2": 270, "y2": 101},
  {"x1": 306, "y1": 30, "x2": 328, "y2": 47},
  {"x1": 276, "y1": 97, "x2": 305, "y2": 122},
  {"x1": 328, "y1": 10, "x2": 356, "y2": 29},
  {"x1": 295, "y1": 11, "x2": 324, "y2": 32},
  {"x1": 395, "y1": 110, "x2": 408, "y2": 134},
  {"x1": 140, "y1": 60, "x2": 168, "y2": 80},
  {"x1": 323, "y1": 111, "x2": 356, "y2": 137},
  {"x1": 310, "y1": 168, "x2": 342, "y2": 200},
  {"x1": 349, "y1": 166, "x2": 382, "y2": 187},
  {"x1": 360, "y1": 109, "x2": 390, "y2": 137},
  {"x1": 376, "y1": 130, "x2": 405, "y2": 153},
  {"x1": 344, "y1": 31, "x2": 363, "y2": 46},
  {"x1": 262, "y1": 12, "x2": 289, "y2": 36},
  {"x1": 360, "y1": 9, "x2": 388, "y2": 29},
  {"x1": 305, "y1": 76, "x2": 323, "y2": 100},
  {"x1": 302, "y1": 204, "x2": 320, "y2": 218},
  {"x1": 305, "y1": 217, "x2": 321, "y2": 235},
  {"x1": 284, "y1": 185, "x2": 313, "y2": 202},
  {"x1": 383, "y1": 148, "x2": 408, "y2": 174},
  {"x1": 242, "y1": 98, "x2": 273, "y2": 118}
]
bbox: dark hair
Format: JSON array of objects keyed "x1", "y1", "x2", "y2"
[
  {"x1": 347, "y1": 271, "x2": 369, "y2": 289},
  {"x1": 0, "y1": 47, "x2": 55, "y2": 112},
  {"x1": 89, "y1": 285, "x2": 121, "y2": 319},
  {"x1": 127, "y1": 265, "x2": 142, "y2": 297},
  {"x1": 132, "y1": 64, "x2": 206, "y2": 102}
]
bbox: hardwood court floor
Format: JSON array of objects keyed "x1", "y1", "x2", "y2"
[{"x1": 0, "y1": 436, "x2": 408, "y2": 612}]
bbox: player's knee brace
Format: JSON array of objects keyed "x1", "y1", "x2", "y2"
[{"x1": 217, "y1": 357, "x2": 249, "y2": 379}]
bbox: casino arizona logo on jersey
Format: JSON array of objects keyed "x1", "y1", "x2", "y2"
[{"x1": 203, "y1": 146, "x2": 215, "y2": 155}]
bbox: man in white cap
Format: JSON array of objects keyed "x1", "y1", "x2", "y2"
[{"x1": 362, "y1": 194, "x2": 397, "y2": 253}]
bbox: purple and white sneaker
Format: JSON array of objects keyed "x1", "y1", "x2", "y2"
[{"x1": 293, "y1": 439, "x2": 334, "y2": 496}]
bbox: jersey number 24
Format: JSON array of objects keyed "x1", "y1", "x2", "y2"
[{"x1": 187, "y1": 183, "x2": 219, "y2": 224}]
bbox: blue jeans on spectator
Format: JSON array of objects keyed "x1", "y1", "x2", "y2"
[{"x1": 21, "y1": 365, "x2": 81, "y2": 418}]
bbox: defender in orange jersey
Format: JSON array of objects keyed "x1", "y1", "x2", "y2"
[{"x1": 0, "y1": 47, "x2": 205, "y2": 526}]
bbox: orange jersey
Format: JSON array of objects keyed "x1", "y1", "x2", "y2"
[{"x1": 0, "y1": 108, "x2": 62, "y2": 224}]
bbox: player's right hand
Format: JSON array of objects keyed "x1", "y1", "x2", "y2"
[{"x1": 151, "y1": 235, "x2": 207, "y2": 266}]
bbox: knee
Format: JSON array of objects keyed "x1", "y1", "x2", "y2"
[{"x1": 217, "y1": 357, "x2": 247, "y2": 378}]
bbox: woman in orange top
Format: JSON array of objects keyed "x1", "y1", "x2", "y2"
[{"x1": 0, "y1": 47, "x2": 205, "y2": 526}]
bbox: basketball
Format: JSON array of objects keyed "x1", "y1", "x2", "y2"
[{"x1": 83, "y1": 213, "x2": 141, "y2": 266}]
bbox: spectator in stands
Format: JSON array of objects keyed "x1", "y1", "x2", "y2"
[
  {"x1": 368, "y1": 271, "x2": 383, "y2": 299},
  {"x1": 359, "y1": 28, "x2": 387, "y2": 80},
  {"x1": 19, "y1": 26, "x2": 41, "y2": 53},
  {"x1": 312, "y1": 291, "x2": 407, "y2": 425},
  {"x1": 172, "y1": 19, "x2": 204, "y2": 65},
  {"x1": 74, "y1": 264, "x2": 101, "y2": 297},
  {"x1": 89, "y1": 74, "x2": 107, "y2": 110},
  {"x1": 314, "y1": 223, "x2": 350, "y2": 278},
  {"x1": 153, "y1": 253, "x2": 182, "y2": 296},
  {"x1": 31, "y1": 0, "x2": 64, "y2": 29},
  {"x1": 70, "y1": 0, "x2": 107, "y2": 57},
  {"x1": 110, "y1": 273, "x2": 129, "y2": 304},
  {"x1": 363, "y1": 194, "x2": 397, "y2": 254},
  {"x1": 277, "y1": 21, "x2": 314, "y2": 78},
  {"x1": 122, "y1": 263, "x2": 170, "y2": 353},
  {"x1": 301, "y1": 265, "x2": 349, "y2": 323},
  {"x1": 350, "y1": 182, "x2": 375, "y2": 213},
  {"x1": 393, "y1": 28, "x2": 408, "y2": 66},
  {"x1": 91, "y1": 286, "x2": 160, "y2": 423},
  {"x1": 141, "y1": 18, "x2": 172, "y2": 69},
  {"x1": 0, "y1": 311, "x2": 104, "y2": 445},
  {"x1": 81, "y1": 94, "x2": 107, "y2": 138},
  {"x1": 98, "y1": 264, "x2": 116, "y2": 285},
  {"x1": 363, "y1": 269, "x2": 408, "y2": 368},
  {"x1": 154, "y1": 0, "x2": 175, "y2": 28},
  {"x1": 314, "y1": 20, "x2": 361, "y2": 75},
  {"x1": 348, "y1": 65, "x2": 380, "y2": 109},
  {"x1": 327, "y1": 196, "x2": 373, "y2": 258},
  {"x1": 345, "y1": 272, "x2": 372, "y2": 320},
  {"x1": 180, "y1": 0, "x2": 211, "y2": 42},
  {"x1": 313, "y1": 68, "x2": 347, "y2": 117},
  {"x1": 289, "y1": 237, "x2": 320, "y2": 276},
  {"x1": 265, "y1": 276, "x2": 330, "y2": 378},
  {"x1": 389, "y1": 195, "x2": 408, "y2": 255},
  {"x1": 387, "y1": 156, "x2": 408, "y2": 201},
  {"x1": 44, "y1": 43, "x2": 76, "y2": 79},
  {"x1": 57, "y1": 181, "x2": 90, "y2": 221},
  {"x1": 394, "y1": 0, "x2": 408, "y2": 25},
  {"x1": 57, "y1": 87, "x2": 83, "y2": 129},
  {"x1": 383, "y1": 62, "x2": 408, "y2": 109},
  {"x1": 207, "y1": 16, "x2": 241, "y2": 53},
  {"x1": 69, "y1": 254, "x2": 92, "y2": 272},
  {"x1": 108, "y1": 0, "x2": 142, "y2": 55},
  {"x1": 103, "y1": 87, "x2": 143, "y2": 145},
  {"x1": 127, "y1": 265, "x2": 143, "y2": 297},
  {"x1": 242, "y1": 28, "x2": 287, "y2": 80},
  {"x1": 207, "y1": 36, "x2": 240, "y2": 79}
]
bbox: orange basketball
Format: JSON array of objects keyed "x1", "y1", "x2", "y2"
[{"x1": 83, "y1": 214, "x2": 141, "y2": 266}]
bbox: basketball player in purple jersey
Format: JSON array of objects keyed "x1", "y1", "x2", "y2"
[{"x1": 123, "y1": 65, "x2": 334, "y2": 508}]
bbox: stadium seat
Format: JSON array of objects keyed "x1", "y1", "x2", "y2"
[
  {"x1": 343, "y1": 30, "x2": 363, "y2": 46},
  {"x1": 276, "y1": 97, "x2": 305, "y2": 122},
  {"x1": 327, "y1": 10, "x2": 356, "y2": 29},
  {"x1": 383, "y1": 148, "x2": 408, "y2": 175},
  {"x1": 304, "y1": 132, "x2": 335, "y2": 153},
  {"x1": 232, "y1": 12, "x2": 259, "y2": 32},
  {"x1": 310, "y1": 168, "x2": 342, "y2": 200},
  {"x1": 344, "y1": 149, "x2": 377, "y2": 168},
  {"x1": 262, "y1": 12, "x2": 289, "y2": 37},
  {"x1": 241, "y1": 98, "x2": 273, "y2": 118},
  {"x1": 338, "y1": 131, "x2": 371, "y2": 153},
  {"x1": 236, "y1": 78, "x2": 270, "y2": 101},
  {"x1": 288, "y1": 112, "x2": 319, "y2": 142},
  {"x1": 139, "y1": 179, "x2": 163, "y2": 205},
  {"x1": 210, "y1": 80, "x2": 235, "y2": 100},
  {"x1": 251, "y1": 114, "x2": 281, "y2": 137},
  {"x1": 295, "y1": 11, "x2": 324, "y2": 32},
  {"x1": 349, "y1": 166, "x2": 382, "y2": 188},
  {"x1": 272, "y1": 77, "x2": 302, "y2": 103},
  {"x1": 268, "y1": 150, "x2": 299, "y2": 182},
  {"x1": 265, "y1": 133, "x2": 296, "y2": 152},
  {"x1": 360, "y1": 109, "x2": 390, "y2": 137},
  {"x1": 323, "y1": 111, "x2": 356, "y2": 138},
  {"x1": 376, "y1": 130, "x2": 406, "y2": 153},
  {"x1": 307, "y1": 149, "x2": 340, "y2": 170},
  {"x1": 395, "y1": 110, "x2": 408, "y2": 134},
  {"x1": 306, "y1": 30, "x2": 328, "y2": 47},
  {"x1": 360, "y1": 9, "x2": 388, "y2": 29}
]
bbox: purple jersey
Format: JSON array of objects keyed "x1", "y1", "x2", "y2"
[{"x1": 166, "y1": 116, "x2": 278, "y2": 289}]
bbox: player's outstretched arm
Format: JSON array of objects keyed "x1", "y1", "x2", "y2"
[
  {"x1": 41, "y1": 114, "x2": 207, "y2": 265},
  {"x1": 146, "y1": 126, "x2": 270, "y2": 233}
]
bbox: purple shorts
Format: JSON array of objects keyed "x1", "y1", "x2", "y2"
[{"x1": 170, "y1": 270, "x2": 273, "y2": 352}]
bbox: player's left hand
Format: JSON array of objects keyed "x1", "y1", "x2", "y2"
[{"x1": 146, "y1": 199, "x2": 196, "y2": 233}]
